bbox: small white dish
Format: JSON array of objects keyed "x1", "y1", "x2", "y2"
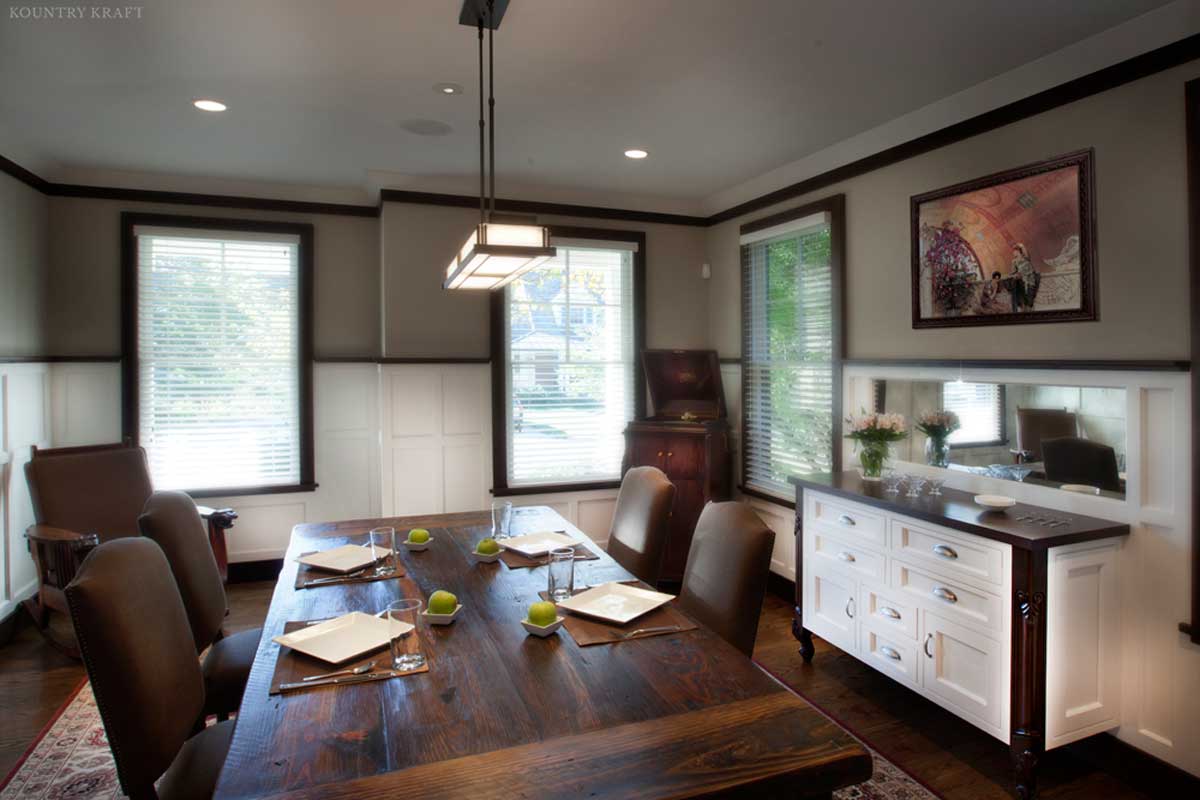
[
  {"x1": 296, "y1": 544, "x2": 390, "y2": 574},
  {"x1": 974, "y1": 494, "x2": 1017, "y2": 510},
  {"x1": 421, "y1": 605, "x2": 462, "y2": 625},
  {"x1": 521, "y1": 616, "x2": 565, "y2": 637},
  {"x1": 272, "y1": 611, "x2": 410, "y2": 664},
  {"x1": 471, "y1": 549, "x2": 501, "y2": 563},
  {"x1": 1060, "y1": 483, "x2": 1101, "y2": 495},
  {"x1": 404, "y1": 538, "x2": 432, "y2": 551},
  {"x1": 556, "y1": 582, "x2": 675, "y2": 625},
  {"x1": 501, "y1": 531, "x2": 580, "y2": 558}
]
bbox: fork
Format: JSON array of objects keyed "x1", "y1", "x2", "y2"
[
  {"x1": 305, "y1": 567, "x2": 368, "y2": 586},
  {"x1": 619, "y1": 625, "x2": 680, "y2": 640},
  {"x1": 301, "y1": 661, "x2": 377, "y2": 682}
]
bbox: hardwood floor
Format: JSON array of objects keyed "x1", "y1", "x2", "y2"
[{"x1": 0, "y1": 581, "x2": 1180, "y2": 798}]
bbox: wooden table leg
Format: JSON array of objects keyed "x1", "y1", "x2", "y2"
[{"x1": 1010, "y1": 547, "x2": 1049, "y2": 799}]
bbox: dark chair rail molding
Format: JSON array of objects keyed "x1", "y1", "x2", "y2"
[
  {"x1": 313, "y1": 356, "x2": 491, "y2": 364},
  {"x1": 4, "y1": 34, "x2": 1200, "y2": 228},
  {"x1": 841, "y1": 358, "x2": 1192, "y2": 372},
  {"x1": 0, "y1": 355, "x2": 123, "y2": 363}
]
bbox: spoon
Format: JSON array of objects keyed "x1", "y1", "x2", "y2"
[{"x1": 301, "y1": 660, "x2": 377, "y2": 682}]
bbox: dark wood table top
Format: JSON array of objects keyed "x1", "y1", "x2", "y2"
[
  {"x1": 214, "y1": 507, "x2": 871, "y2": 799},
  {"x1": 790, "y1": 471, "x2": 1129, "y2": 550}
]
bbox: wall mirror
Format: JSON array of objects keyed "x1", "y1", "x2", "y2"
[{"x1": 872, "y1": 379, "x2": 1126, "y2": 499}]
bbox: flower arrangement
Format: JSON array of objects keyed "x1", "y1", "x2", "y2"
[
  {"x1": 915, "y1": 410, "x2": 961, "y2": 440},
  {"x1": 916, "y1": 410, "x2": 960, "y2": 468},
  {"x1": 844, "y1": 411, "x2": 908, "y2": 479}
]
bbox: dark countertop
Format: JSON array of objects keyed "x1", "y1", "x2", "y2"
[{"x1": 789, "y1": 471, "x2": 1129, "y2": 550}]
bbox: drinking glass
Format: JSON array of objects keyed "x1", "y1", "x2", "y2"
[
  {"x1": 882, "y1": 468, "x2": 902, "y2": 494},
  {"x1": 384, "y1": 599, "x2": 425, "y2": 672},
  {"x1": 491, "y1": 499, "x2": 513, "y2": 541},
  {"x1": 547, "y1": 547, "x2": 575, "y2": 602},
  {"x1": 927, "y1": 476, "x2": 947, "y2": 496},
  {"x1": 905, "y1": 474, "x2": 927, "y2": 497},
  {"x1": 369, "y1": 527, "x2": 396, "y2": 576}
]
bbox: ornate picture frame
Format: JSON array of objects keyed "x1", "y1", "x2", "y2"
[{"x1": 911, "y1": 148, "x2": 1097, "y2": 329}]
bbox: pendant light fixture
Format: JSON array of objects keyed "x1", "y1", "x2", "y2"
[{"x1": 445, "y1": 0, "x2": 555, "y2": 290}]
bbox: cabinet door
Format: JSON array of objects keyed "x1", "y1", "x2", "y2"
[
  {"x1": 806, "y1": 562, "x2": 858, "y2": 655},
  {"x1": 920, "y1": 611, "x2": 1005, "y2": 733},
  {"x1": 662, "y1": 435, "x2": 704, "y2": 479},
  {"x1": 661, "y1": 478, "x2": 704, "y2": 581},
  {"x1": 628, "y1": 434, "x2": 666, "y2": 470}
]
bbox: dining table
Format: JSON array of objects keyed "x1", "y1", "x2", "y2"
[{"x1": 213, "y1": 506, "x2": 872, "y2": 799}]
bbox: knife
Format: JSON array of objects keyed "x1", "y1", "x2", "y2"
[{"x1": 278, "y1": 670, "x2": 396, "y2": 694}]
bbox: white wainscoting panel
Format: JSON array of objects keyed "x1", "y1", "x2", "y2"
[
  {"x1": 49, "y1": 363, "x2": 120, "y2": 447},
  {"x1": 380, "y1": 364, "x2": 491, "y2": 517},
  {"x1": 743, "y1": 494, "x2": 796, "y2": 581},
  {"x1": 508, "y1": 489, "x2": 619, "y2": 548},
  {"x1": 0, "y1": 363, "x2": 51, "y2": 621}
]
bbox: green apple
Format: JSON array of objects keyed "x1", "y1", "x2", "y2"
[
  {"x1": 476, "y1": 538, "x2": 500, "y2": 555},
  {"x1": 527, "y1": 600, "x2": 557, "y2": 627},
  {"x1": 428, "y1": 590, "x2": 457, "y2": 615},
  {"x1": 408, "y1": 528, "x2": 431, "y2": 544}
]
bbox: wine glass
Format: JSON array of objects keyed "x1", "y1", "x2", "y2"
[
  {"x1": 927, "y1": 476, "x2": 947, "y2": 496},
  {"x1": 905, "y1": 474, "x2": 927, "y2": 497},
  {"x1": 883, "y1": 469, "x2": 902, "y2": 494}
]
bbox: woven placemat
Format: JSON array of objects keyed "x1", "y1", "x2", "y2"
[
  {"x1": 538, "y1": 589, "x2": 697, "y2": 647},
  {"x1": 268, "y1": 620, "x2": 428, "y2": 694},
  {"x1": 294, "y1": 552, "x2": 406, "y2": 589},
  {"x1": 500, "y1": 543, "x2": 600, "y2": 569}
]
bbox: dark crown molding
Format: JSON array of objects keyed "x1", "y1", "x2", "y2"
[{"x1": 3, "y1": 35, "x2": 1199, "y2": 227}]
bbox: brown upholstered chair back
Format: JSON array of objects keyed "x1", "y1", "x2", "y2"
[
  {"x1": 1041, "y1": 437, "x2": 1122, "y2": 493},
  {"x1": 1014, "y1": 408, "x2": 1077, "y2": 462},
  {"x1": 139, "y1": 490, "x2": 229, "y2": 652},
  {"x1": 26, "y1": 443, "x2": 153, "y2": 541},
  {"x1": 607, "y1": 466, "x2": 676, "y2": 585},
  {"x1": 678, "y1": 502, "x2": 775, "y2": 657},
  {"x1": 65, "y1": 537, "x2": 205, "y2": 796}
]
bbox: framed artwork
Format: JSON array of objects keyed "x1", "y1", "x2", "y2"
[{"x1": 911, "y1": 148, "x2": 1096, "y2": 328}]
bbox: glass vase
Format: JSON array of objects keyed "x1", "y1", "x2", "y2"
[
  {"x1": 858, "y1": 441, "x2": 889, "y2": 480},
  {"x1": 925, "y1": 436, "x2": 950, "y2": 469}
]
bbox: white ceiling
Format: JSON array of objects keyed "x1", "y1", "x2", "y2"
[{"x1": 0, "y1": 0, "x2": 1177, "y2": 210}]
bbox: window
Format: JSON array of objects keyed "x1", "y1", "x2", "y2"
[
  {"x1": 942, "y1": 382, "x2": 1005, "y2": 446},
  {"x1": 122, "y1": 214, "x2": 314, "y2": 496},
  {"x1": 493, "y1": 229, "x2": 644, "y2": 491},
  {"x1": 741, "y1": 198, "x2": 842, "y2": 500}
]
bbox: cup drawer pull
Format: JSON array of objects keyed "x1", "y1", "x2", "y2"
[
  {"x1": 837, "y1": 551, "x2": 856, "y2": 563},
  {"x1": 879, "y1": 645, "x2": 902, "y2": 661},
  {"x1": 837, "y1": 514, "x2": 856, "y2": 527},
  {"x1": 877, "y1": 606, "x2": 901, "y2": 620},
  {"x1": 932, "y1": 586, "x2": 958, "y2": 604},
  {"x1": 932, "y1": 544, "x2": 958, "y2": 560}
]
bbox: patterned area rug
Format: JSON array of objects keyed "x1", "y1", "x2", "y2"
[{"x1": 1, "y1": 678, "x2": 937, "y2": 799}]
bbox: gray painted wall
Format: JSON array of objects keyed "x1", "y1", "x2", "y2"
[
  {"x1": 0, "y1": 173, "x2": 48, "y2": 355},
  {"x1": 706, "y1": 61, "x2": 1199, "y2": 361}
]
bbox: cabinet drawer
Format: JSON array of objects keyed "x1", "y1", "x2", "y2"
[
  {"x1": 890, "y1": 519, "x2": 1005, "y2": 589},
  {"x1": 859, "y1": 585, "x2": 917, "y2": 640},
  {"x1": 805, "y1": 492, "x2": 886, "y2": 549},
  {"x1": 805, "y1": 562, "x2": 857, "y2": 655},
  {"x1": 810, "y1": 529, "x2": 886, "y2": 583},
  {"x1": 860, "y1": 624, "x2": 919, "y2": 690},
  {"x1": 892, "y1": 559, "x2": 1004, "y2": 636}
]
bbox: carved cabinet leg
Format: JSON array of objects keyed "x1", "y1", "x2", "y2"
[
  {"x1": 792, "y1": 502, "x2": 815, "y2": 662},
  {"x1": 1009, "y1": 548, "x2": 1048, "y2": 799},
  {"x1": 793, "y1": 617, "x2": 816, "y2": 663}
]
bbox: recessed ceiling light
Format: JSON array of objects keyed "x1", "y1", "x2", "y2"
[
  {"x1": 193, "y1": 99, "x2": 227, "y2": 112},
  {"x1": 434, "y1": 83, "x2": 464, "y2": 95},
  {"x1": 624, "y1": 149, "x2": 648, "y2": 159}
]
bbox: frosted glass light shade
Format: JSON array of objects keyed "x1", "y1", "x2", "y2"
[{"x1": 445, "y1": 223, "x2": 556, "y2": 290}]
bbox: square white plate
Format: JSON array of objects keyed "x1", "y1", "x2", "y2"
[
  {"x1": 272, "y1": 612, "x2": 411, "y2": 664},
  {"x1": 500, "y1": 531, "x2": 581, "y2": 558},
  {"x1": 555, "y1": 582, "x2": 675, "y2": 625},
  {"x1": 296, "y1": 544, "x2": 391, "y2": 574}
]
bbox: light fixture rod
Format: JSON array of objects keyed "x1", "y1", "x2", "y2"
[
  {"x1": 487, "y1": 0, "x2": 496, "y2": 220},
  {"x1": 477, "y1": 17, "x2": 485, "y2": 226}
]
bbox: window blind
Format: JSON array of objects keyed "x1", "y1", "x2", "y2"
[
  {"x1": 741, "y1": 219, "x2": 834, "y2": 499},
  {"x1": 134, "y1": 226, "x2": 302, "y2": 492},
  {"x1": 942, "y1": 382, "x2": 1004, "y2": 446},
  {"x1": 504, "y1": 245, "x2": 635, "y2": 487}
]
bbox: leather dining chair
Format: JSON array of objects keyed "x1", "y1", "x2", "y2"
[
  {"x1": 139, "y1": 491, "x2": 261, "y2": 721},
  {"x1": 1012, "y1": 407, "x2": 1078, "y2": 463},
  {"x1": 1041, "y1": 437, "x2": 1123, "y2": 493},
  {"x1": 606, "y1": 466, "x2": 676, "y2": 586},
  {"x1": 678, "y1": 501, "x2": 775, "y2": 657},
  {"x1": 65, "y1": 537, "x2": 234, "y2": 800}
]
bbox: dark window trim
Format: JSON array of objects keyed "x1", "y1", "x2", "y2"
[
  {"x1": 1185, "y1": 78, "x2": 1200, "y2": 645},
  {"x1": 944, "y1": 384, "x2": 1009, "y2": 449},
  {"x1": 739, "y1": 194, "x2": 845, "y2": 497},
  {"x1": 490, "y1": 226, "x2": 647, "y2": 495},
  {"x1": 739, "y1": 485, "x2": 797, "y2": 511},
  {"x1": 120, "y1": 212, "x2": 316, "y2": 495}
]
